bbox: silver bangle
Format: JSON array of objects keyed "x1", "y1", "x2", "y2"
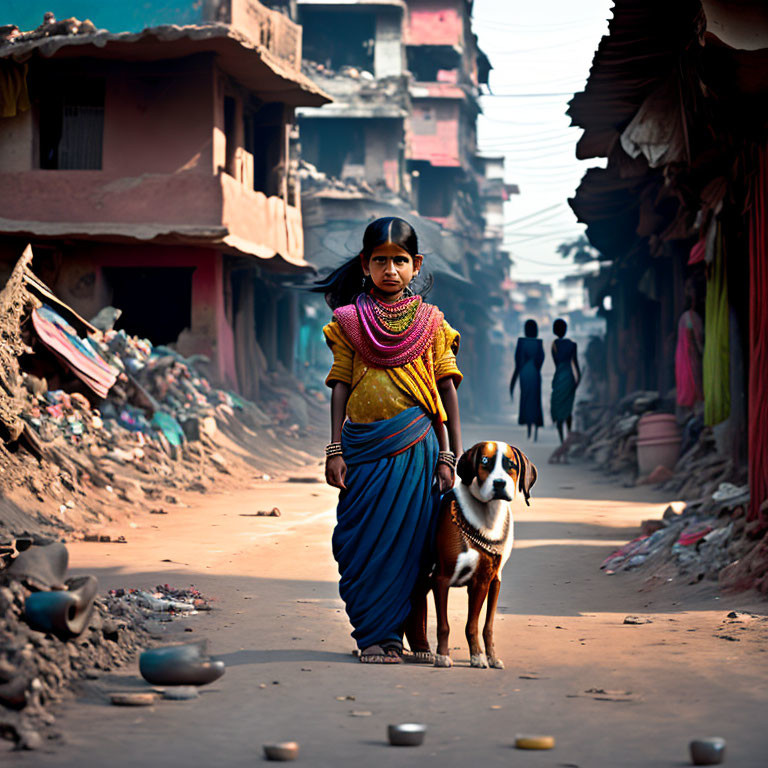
[{"x1": 437, "y1": 450, "x2": 456, "y2": 469}]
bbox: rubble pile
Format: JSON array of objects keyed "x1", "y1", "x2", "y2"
[
  {"x1": 601, "y1": 486, "x2": 754, "y2": 584},
  {"x1": 573, "y1": 391, "x2": 744, "y2": 501},
  {"x1": 0, "y1": 251, "x2": 326, "y2": 541},
  {"x1": 0, "y1": 13, "x2": 98, "y2": 45},
  {"x1": 573, "y1": 391, "x2": 768, "y2": 593},
  {"x1": 0, "y1": 540, "x2": 149, "y2": 751}
]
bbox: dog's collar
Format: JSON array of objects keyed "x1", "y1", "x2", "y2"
[{"x1": 449, "y1": 497, "x2": 508, "y2": 557}]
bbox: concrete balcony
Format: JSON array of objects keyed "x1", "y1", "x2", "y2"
[
  {"x1": 0, "y1": 170, "x2": 306, "y2": 268},
  {"x1": 297, "y1": 71, "x2": 409, "y2": 119}
]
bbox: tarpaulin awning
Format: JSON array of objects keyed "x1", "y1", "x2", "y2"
[{"x1": 31, "y1": 305, "x2": 119, "y2": 399}]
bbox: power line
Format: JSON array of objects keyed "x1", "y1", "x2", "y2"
[
  {"x1": 484, "y1": 92, "x2": 577, "y2": 98},
  {"x1": 502, "y1": 203, "x2": 565, "y2": 227}
]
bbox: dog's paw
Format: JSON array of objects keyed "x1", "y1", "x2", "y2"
[
  {"x1": 470, "y1": 653, "x2": 489, "y2": 668},
  {"x1": 434, "y1": 654, "x2": 453, "y2": 668},
  {"x1": 488, "y1": 657, "x2": 505, "y2": 669}
]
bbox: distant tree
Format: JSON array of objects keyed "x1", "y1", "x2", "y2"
[{"x1": 557, "y1": 235, "x2": 600, "y2": 264}]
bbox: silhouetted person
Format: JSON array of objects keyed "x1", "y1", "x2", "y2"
[
  {"x1": 550, "y1": 318, "x2": 581, "y2": 443},
  {"x1": 510, "y1": 319, "x2": 544, "y2": 440}
]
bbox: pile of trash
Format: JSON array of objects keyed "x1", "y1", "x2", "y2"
[
  {"x1": 0, "y1": 540, "x2": 148, "y2": 751},
  {"x1": 109, "y1": 584, "x2": 212, "y2": 619},
  {"x1": 601, "y1": 483, "x2": 768, "y2": 594},
  {"x1": 0, "y1": 249, "x2": 326, "y2": 541},
  {"x1": 572, "y1": 390, "x2": 743, "y2": 503},
  {"x1": 571, "y1": 390, "x2": 768, "y2": 593}
]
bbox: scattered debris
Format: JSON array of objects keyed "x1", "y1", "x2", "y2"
[
  {"x1": 109, "y1": 584, "x2": 212, "y2": 617},
  {"x1": 623, "y1": 616, "x2": 653, "y2": 625},
  {"x1": 263, "y1": 741, "x2": 299, "y2": 761},
  {"x1": 0, "y1": 540, "x2": 148, "y2": 749},
  {"x1": 109, "y1": 692, "x2": 157, "y2": 707},
  {"x1": 388, "y1": 723, "x2": 426, "y2": 747},
  {"x1": 689, "y1": 737, "x2": 726, "y2": 765},
  {"x1": 240, "y1": 508, "x2": 281, "y2": 517},
  {"x1": 139, "y1": 641, "x2": 225, "y2": 686},
  {"x1": 162, "y1": 686, "x2": 199, "y2": 700},
  {"x1": 514, "y1": 734, "x2": 555, "y2": 750}
]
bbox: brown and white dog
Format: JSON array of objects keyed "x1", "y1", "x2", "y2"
[{"x1": 432, "y1": 441, "x2": 536, "y2": 669}]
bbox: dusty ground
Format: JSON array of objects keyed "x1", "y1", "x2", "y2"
[{"x1": 8, "y1": 421, "x2": 768, "y2": 766}]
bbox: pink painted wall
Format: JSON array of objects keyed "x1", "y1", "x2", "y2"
[
  {"x1": 0, "y1": 171, "x2": 222, "y2": 227},
  {"x1": 405, "y1": 0, "x2": 463, "y2": 46},
  {"x1": 102, "y1": 58, "x2": 214, "y2": 176},
  {"x1": 409, "y1": 99, "x2": 460, "y2": 166}
]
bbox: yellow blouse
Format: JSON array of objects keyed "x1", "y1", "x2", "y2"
[{"x1": 323, "y1": 318, "x2": 462, "y2": 423}]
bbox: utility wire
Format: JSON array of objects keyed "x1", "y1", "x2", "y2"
[
  {"x1": 484, "y1": 92, "x2": 577, "y2": 98},
  {"x1": 502, "y1": 203, "x2": 566, "y2": 227}
]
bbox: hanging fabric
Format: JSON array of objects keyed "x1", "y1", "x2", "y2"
[{"x1": 702, "y1": 222, "x2": 730, "y2": 426}]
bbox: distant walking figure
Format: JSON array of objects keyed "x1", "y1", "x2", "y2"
[
  {"x1": 510, "y1": 319, "x2": 544, "y2": 440},
  {"x1": 550, "y1": 318, "x2": 581, "y2": 443}
]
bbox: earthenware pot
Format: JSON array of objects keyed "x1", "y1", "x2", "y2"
[{"x1": 139, "y1": 641, "x2": 225, "y2": 686}]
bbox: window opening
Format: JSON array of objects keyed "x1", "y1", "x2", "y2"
[
  {"x1": 300, "y1": 9, "x2": 375, "y2": 72},
  {"x1": 102, "y1": 267, "x2": 194, "y2": 346},
  {"x1": 39, "y1": 79, "x2": 104, "y2": 169}
]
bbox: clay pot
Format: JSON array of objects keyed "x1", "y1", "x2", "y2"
[
  {"x1": 24, "y1": 575, "x2": 98, "y2": 639},
  {"x1": 637, "y1": 413, "x2": 681, "y2": 476},
  {"x1": 139, "y1": 642, "x2": 225, "y2": 686}
]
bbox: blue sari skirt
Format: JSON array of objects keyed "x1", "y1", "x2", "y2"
[{"x1": 334, "y1": 406, "x2": 439, "y2": 650}]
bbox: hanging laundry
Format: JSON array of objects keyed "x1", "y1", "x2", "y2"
[
  {"x1": 0, "y1": 60, "x2": 30, "y2": 118},
  {"x1": 703, "y1": 223, "x2": 730, "y2": 426}
]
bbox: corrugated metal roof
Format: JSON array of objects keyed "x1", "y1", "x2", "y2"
[{"x1": 566, "y1": 0, "x2": 701, "y2": 160}]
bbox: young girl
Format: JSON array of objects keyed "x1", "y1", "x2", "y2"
[{"x1": 317, "y1": 217, "x2": 463, "y2": 664}]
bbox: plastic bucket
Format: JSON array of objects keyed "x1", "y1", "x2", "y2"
[{"x1": 636, "y1": 413, "x2": 681, "y2": 475}]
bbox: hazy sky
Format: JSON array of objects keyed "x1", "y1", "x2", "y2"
[{"x1": 473, "y1": 1, "x2": 613, "y2": 283}]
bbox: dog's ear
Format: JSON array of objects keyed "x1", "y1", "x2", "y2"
[
  {"x1": 513, "y1": 447, "x2": 537, "y2": 505},
  {"x1": 456, "y1": 446, "x2": 477, "y2": 485}
]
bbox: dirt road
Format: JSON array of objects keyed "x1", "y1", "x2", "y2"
[{"x1": 15, "y1": 423, "x2": 768, "y2": 767}]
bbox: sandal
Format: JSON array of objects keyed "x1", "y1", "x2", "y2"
[
  {"x1": 359, "y1": 644, "x2": 402, "y2": 664},
  {"x1": 402, "y1": 648, "x2": 435, "y2": 664}
]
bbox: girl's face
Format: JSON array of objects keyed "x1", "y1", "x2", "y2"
[{"x1": 362, "y1": 243, "x2": 422, "y2": 301}]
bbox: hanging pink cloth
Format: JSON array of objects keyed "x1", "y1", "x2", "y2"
[{"x1": 675, "y1": 309, "x2": 704, "y2": 407}]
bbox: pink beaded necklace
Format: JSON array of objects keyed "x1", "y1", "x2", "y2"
[{"x1": 334, "y1": 293, "x2": 443, "y2": 368}]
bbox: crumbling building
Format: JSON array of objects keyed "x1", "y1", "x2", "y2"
[
  {"x1": 0, "y1": 0, "x2": 330, "y2": 399},
  {"x1": 295, "y1": 0, "x2": 512, "y2": 416}
]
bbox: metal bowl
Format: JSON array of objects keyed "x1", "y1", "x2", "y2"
[
  {"x1": 690, "y1": 738, "x2": 726, "y2": 766},
  {"x1": 388, "y1": 723, "x2": 427, "y2": 747},
  {"x1": 263, "y1": 742, "x2": 299, "y2": 761}
]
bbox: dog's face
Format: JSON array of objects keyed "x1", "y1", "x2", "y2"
[{"x1": 456, "y1": 441, "x2": 537, "y2": 506}]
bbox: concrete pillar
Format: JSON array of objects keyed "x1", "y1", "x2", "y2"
[{"x1": 374, "y1": 10, "x2": 403, "y2": 78}]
